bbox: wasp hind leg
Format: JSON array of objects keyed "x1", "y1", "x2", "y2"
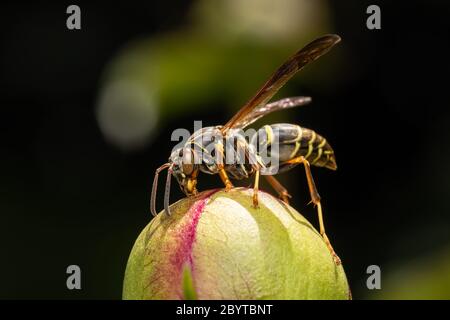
[
  {"x1": 286, "y1": 156, "x2": 341, "y2": 265},
  {"x1": 264, "y1": 175, "x2": 292, "y2": 204},
  {"x1": 252, "y1": 169, "x2": 260, "y2": 208}
]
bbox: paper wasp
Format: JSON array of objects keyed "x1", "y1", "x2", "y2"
[{"x1": 151, "y1": 34, "x2": 342, "y2": 264}]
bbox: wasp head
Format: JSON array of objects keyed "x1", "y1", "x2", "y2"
[{"x1": 169, "y1": 147, "x2": 199, "y2": 196}]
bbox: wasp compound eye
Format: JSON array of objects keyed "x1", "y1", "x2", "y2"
[{"x1": 181, "y1": 148, "x2": 195, "y2": 175}]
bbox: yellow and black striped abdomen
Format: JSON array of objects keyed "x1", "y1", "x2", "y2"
[
  {"x1": 295, "y1": 126, "x2": 336, "y2": 169},
  {"x1": 252, "y1": 123, "x2": 337, "y2": 172}
]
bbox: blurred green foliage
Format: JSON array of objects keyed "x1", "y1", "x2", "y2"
[{"x1": 369, "y1": 247, "x2": 450, "y2": 300}]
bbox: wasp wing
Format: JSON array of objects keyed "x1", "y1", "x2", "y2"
[
  {"x1": 221, "y1": 34, "x2": 341, "y2": 133},
  {"x1": 230, "y1": 96, "x2": 311, "y2": 129}
]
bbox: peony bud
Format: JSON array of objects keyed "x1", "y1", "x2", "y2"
[{"x1": 123, "y1": 188, "x2": 350, "y2": 299}]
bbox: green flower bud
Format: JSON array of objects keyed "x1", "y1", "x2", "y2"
[{"x1": 123, "y1": 188, "x2": 350, "y2": 299}]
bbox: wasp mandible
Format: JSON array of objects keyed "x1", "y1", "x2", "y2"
[{"x1": 151, "y1": 34, "x2": 342, "y2": 264}]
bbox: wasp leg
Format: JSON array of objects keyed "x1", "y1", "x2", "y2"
[
  {"x1": 252, "y1": 169, "x2": 260, "y2": 208},
  {"x1": 150, "y1": 163, "x2": 171, "y2": 217},
  {"x1": 264, "y1": 175, "x2": 292, "y2": 204},
  {"x1": 218, "y1": 165, "x2": 233, "y2": 190},
  {"x1": 286, "y1": 156, "x2": 341, "y2": 265},
  {"x1": 189, "y1": 168, "x2": 199, "y2": 195},
  {"x1": 215, "y1": 142, "x2": 234, "y2": 191}
]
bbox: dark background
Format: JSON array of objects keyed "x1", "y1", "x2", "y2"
[{"x1": 1, "y1": 1, "x2": 450, "y2": 299}]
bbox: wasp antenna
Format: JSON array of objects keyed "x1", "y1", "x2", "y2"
[
  {"x1": 150, "y1": 163, "x2": 170, "y2": 217},
  {"x1": 164, "y1": 166, "x2": 173, "y2": 217}
]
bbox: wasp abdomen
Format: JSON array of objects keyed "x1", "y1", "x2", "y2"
[{"x1": 252, "y1": 123, "x2": 337, "y2": 171}]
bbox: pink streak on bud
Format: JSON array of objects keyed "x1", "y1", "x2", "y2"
[{"x1": 149, "y1": 189, "x2": 218, "y2": 299}]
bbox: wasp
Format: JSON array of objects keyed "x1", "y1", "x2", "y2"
[{"x1": 151, "y1": 34, "x2": 342, "y2": 264}]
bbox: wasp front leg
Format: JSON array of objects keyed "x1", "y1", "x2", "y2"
[
  {"x1": 187, "y1": 168, "x2": 199, "y2": 196},
  {"x1": 286, "y1": 156, "x2": 341, "y2": 265}
]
